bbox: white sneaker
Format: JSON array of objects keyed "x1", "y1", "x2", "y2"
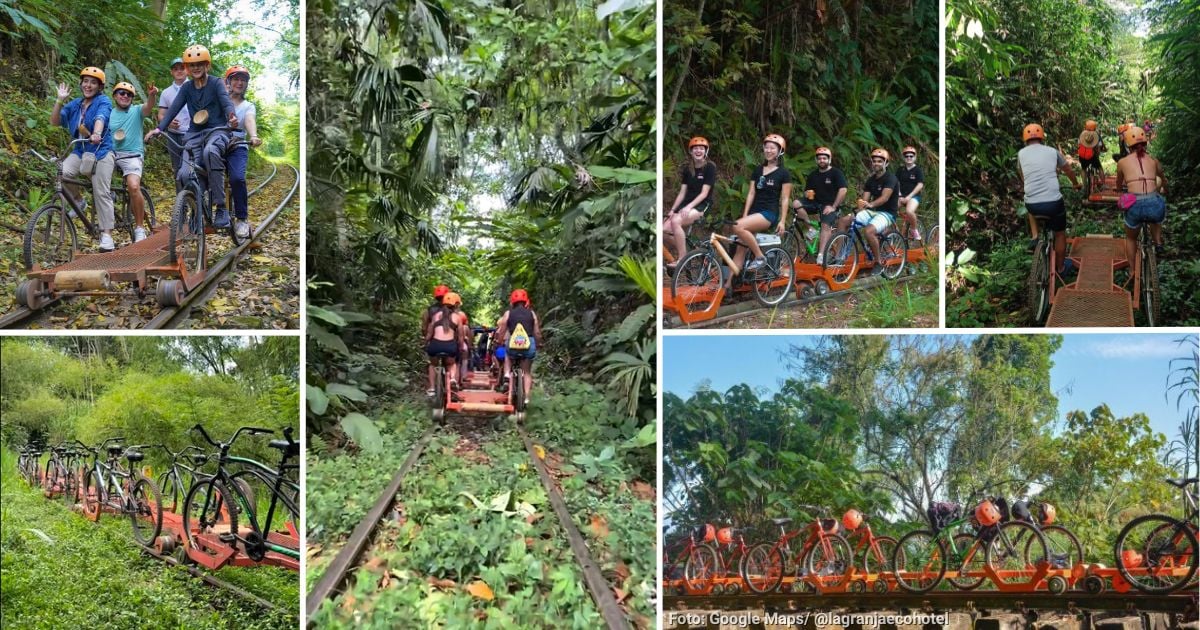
[
  {"x1": 133, "y1": 227, "x2": 148, "y2": 243},
  {"x1": 815, "y1": 254, "x2": 824, "y2": 265},
  {"x1": 235, "y1": 220, "x2": 251, "y2": 239},
  {"x1": 99, "y1": 233, "x2": 115, "y2": 252},
  {"x1": 745, "y1": 259, "x2": 765, "y2": 271}
]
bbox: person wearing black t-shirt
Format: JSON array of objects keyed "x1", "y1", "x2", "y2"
[
  {"x1": 729, "y1": 133, "x2": 791, "y2": 277},
  {"x1": 895, "y1": 146, "x2": 925, "y2": 241},
  {"x1": 793, "y1": 145, "x2": 848, "y2": 264},
  {"x1": 837, "y1": 148, "x2": 901, "y2": 276},
  {"x1": 665, "y1": 136, "x2": 718, "y2": 265}
]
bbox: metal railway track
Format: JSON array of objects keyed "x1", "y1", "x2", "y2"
[
  {"x1": 664, "y1": 591, "x2": 1199, "y2": 615},
  {"x1": 135, "y1": 542, "x2": 286, "y2": 613},
  {"x1": 0, "y1": 162, "x2": 295, "y2": 329},
  {"x1": 305, "y1": 421, "x2": 631, "y2": 629}
]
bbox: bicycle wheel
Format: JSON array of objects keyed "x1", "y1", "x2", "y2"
[
  {"x1": 986, "y1": 521, "x2": 1045, "y2": 586},
  {"x1": 23, "y1": 204, "x2": 78, "y2": 271},
  {"x1": 782, "y1": 226, "x2": 815, "y2": 264},
  {"x1": 753, "y1": 246, "x2": 794, "y2": 306},
  {"x1": 140, "y1": 185, "x2": 157, "y2": 230},
  {"x1": 823, "y1": 231, "x2": 858, "y2": 284},
  {"x1": 947, "y1": 533, "x2": 986, "y2": 590},
  {"x1": 1026, "y1": 524, "x2": 1083, "y2": 571},
  {"x1": 169, "y1": 189, "x2": 206, "y2": 270},
  {"x1": 128, "y1": 475, "x2": 164, "y2": 546},
  {"x1": 741, "y1": 543, "x2": 785, "y2": 593},
  {"x1": 229, "y1": 468, "x2": 298, "y2": 534},
  {"x1": 1027, "y1": 237, "x2": 1051, "y2": 324},
  {"x1": 683, "y1": 544, "x2": 719, "y2": 591},
  {"x1": 803, "y1": 534, "x2": 853, "y2": 587},
  {"x1": 157, "y1": 470, "x2": 184, "y2": 514},
  {"x1": 182, "y1": 478, "x2": 239, "y2": 554},
  {"x1": 924, "y1": 222, "x2": 940, "y2": 258},
  {"x1": 880, "y1": 232, "x2": 907, "y2": 279},
  {"x1": 512, "y1": 369, "x2": 526, "y2": 413},
  {"x1": 1115, "y1": 514, "x2": 1198, "y2": 593},
  {"x1": 893, "y1": 530, "x2": 946, "y2": 593},
  {"x1": 1141, "y1": 239, "x2": 1160, "y2": 327},
  {"x1": 862, "y1": 536, "x2": 901, "y2": 575},
  {"x1": 671, "y1": 249, "x2": 723, "y2": 317}
]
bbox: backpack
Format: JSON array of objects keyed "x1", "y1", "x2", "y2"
[
  {"x1": 508, "y1": 322, "x2": 531, "y2": 350},
  {"x1": 1078, "y1": 144, "x2": 1095, "y2": 161}
]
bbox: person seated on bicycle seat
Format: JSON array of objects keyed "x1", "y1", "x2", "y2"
[
  {"x1": 158, "y1": 58, "x2": 191, "y2": 193},
  {"x1": 730, "y1": 134, "x2": 791, "y2": 280},
  {"x1": 895, "y1": 145, "x2": 925, "y2": 243},
  {"x1": 51, "y1": 67, "x2": 118, "y2": 252},
  {"x1": 422, "y1": 284, "x2": 450, "y2": 396},
  {"x1": 145, "y1": 45, "x2": 238, "y2": 225},
  {"x1": 494, "y1": 290, "x2": 541, "y2": 406},
  {"x1": 1077, "y1": 120, "x2": 1104, "y2": 181},
  {"x1": 794, "y1": 146, "x2": 847, "y2": 265},
  {"x1": 425, "y1": 292, "x2": 466, "y2": 394},
  {"x1": 110, "y1": 81, "x2": 158, "y2": 244},
  {"x1": 664, "y1": 137, "x2": 717, "y2": 266},
  {"x1": 1116, "y1": 126, "x2": 1167, "y2": 262},
  {"x1": 224, "y1": 65, "x2": 262, "y2": 240},
  {"x1": 1113, "y1": 123, "x2": 1131, "y2": 163},
  {"x1": 837, "y1": 148, "x2": 900, "y2": 276},
  {"x1": 1018, "y1": 123, "x2": 1080, "y2": 274}
]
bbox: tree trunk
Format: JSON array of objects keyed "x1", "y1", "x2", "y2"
[{"x1": 666, "y1": 0, "x2": 706, "y2": 123}]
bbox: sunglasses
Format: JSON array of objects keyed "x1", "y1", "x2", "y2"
[
  {"x1": 903, "y1": 153, "x2": 916, "y2": 158},
  {"x1": 114, "y1": 90, "x2": 134, "y2": 98}
]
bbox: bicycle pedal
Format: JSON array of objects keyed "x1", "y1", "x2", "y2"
[{"x1": 218, "y1": 533, "x2": 237, "y2": 543}]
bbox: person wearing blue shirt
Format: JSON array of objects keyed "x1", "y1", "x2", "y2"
[
  {"x1": 145, "y1": 44, "x2": 238, "y2": 227},
  {"x1": 110, "y1": 81, "x2": 158, "y2": 243},
  {"x1": 51, "y1": 67, "x2": 119, "y2": 251}
]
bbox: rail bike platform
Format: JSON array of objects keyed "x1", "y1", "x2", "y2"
[
  {"x1": 1046, "y1": 235, "x2": 1135, "y2": 327},
  {"x1": 1085, "y1": 174, "x2": 1121, "y2": 206},
  {"x1": 152, "y1": 504, "x2": 300, "y2": 571},
  {"x1": 434, "y1": 369, "x2": 517, "y2": 421},
  {"x1": 16, "y1": 225, "x2": 204, "y2": 310}
]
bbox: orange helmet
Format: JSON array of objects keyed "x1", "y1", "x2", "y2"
[
  {"x1": 224, "y1": 65, "x2": 250, "y2": 81},
  {"x1": 842, "y1": 509, "x2": 863, "y2": 531},
  {"x1": 975, "y1": 500, "x2": 1002, "y2": 527},
  {"x1": 433, "y1": 285, "x2": 450, "y2": 298},
  {"x1": 183, "y1": 45, "x2": 211, "y2": 63},
  {"x1": 870, "y1": 148, "x2": 890, "y2": 162},
  {"x1": 1022, "y1": 124, "x2": 1045, "y2": 142},
  {"x1": 1124, "y1": 126, "x2": 1147, "y2": 147},
  {"x1": 763, "y1": 133, "x2": 786, "y2": 152},
  {"x1": 1084, "y1": 120, "x2": 1098, "y2": 131},
  {"x1": 443, "y1": 292, "x2": 462, "y2": 307},
  {"x1": 112, "y1": 82, "x2": 136, "y2": 97},
  {"x1": 695, "y1": 524, "x2": 716, "y2": 543},
  {"x1": 1121, "y1": 549, "x2": 1143, "y2": 568},
  {"x1": 80, "y1": 67, "x2": 106, "y2": 85},
  {"x1": 716, "y1": 527, "x2": 735, "y2": 545},
  {"x1": 688, "y1": 136, "x2": 709, "y2": 150},
  {"x1": 815, "y1": 146, "x2": 832, "y2": 159},
  {"x1": 510, "y1": 289, "x2": 529, "y2": 305},
  {"x1": 1117, "y1": 123, "x2": 1129, "y2": 134},
  {"x1": 902, "y1": 146, "x2": 917, "y2": 157},
  {"x1": 1037, "y1": 502, "x2": 1056, "y2": 527}
]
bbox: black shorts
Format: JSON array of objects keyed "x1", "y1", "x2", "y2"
[
  {"x1": 426, "y1": 339, "x2": 458, "y2": 358},
  {"x1": 800, "y1": 201, "x2": 841, "y2": 227},
  {"x1": 1027, "y1": 198, "x2": 1066, "y2": 232},
  {"x1": 1079, "y1": 155, "x2": 1102, "y2": 171}
]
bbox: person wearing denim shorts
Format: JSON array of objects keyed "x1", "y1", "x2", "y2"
[
  {"x1": 1116, "y1": 126, "x2": 1167, "y2": 264},
  {"x1": 1018, "y1": 123, "x2": 1080, "y2": 275},
  {"x1": 729, "y1": 133, "x2": 791, "y2": 283}
]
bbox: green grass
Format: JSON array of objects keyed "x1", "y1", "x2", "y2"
[{"x1": 0, "y1": 448, "x2": 298, "y2": 629}]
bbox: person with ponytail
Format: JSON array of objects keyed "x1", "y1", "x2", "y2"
[
  {"x1": 664, "y1": 136, "x2": 718, "y2": 265},
  {"x1": 1115, "y1": 126, "x2": 1167, "y2": 263}
]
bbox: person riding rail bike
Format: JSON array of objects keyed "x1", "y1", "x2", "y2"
[
  {"x1": 223, "y1": 65, "x2": 262, "y2": 240},
  {"x1": 728, "y1": 133, "x2": 791, "y2": 285},
  {"x1": 144, "y1": 45, "x2": 238, "y2": 225},
  {"x1": 835, "y1": 148, "x2": 900, "y2": 276},
  {"x1": 423, "y1": 285, "x2": 450, "y2": 397},
  {"x1": 1017, "y1": 123, "x2": 1081, "y2": 275},
  {"x1": 425, "y1": 291, "x2": 467, "y2": 397},
  {"x1": 896, "y1": 145, "x2": 925, "y2": 242},
  {"x1": 494, "y1": 290, "x2": 541, "y2": 406},
  {"x1": 793, "y1": 145, "x2": 847, "y2": 264},
  {"x1": 50, "y1": 66, "x2": 117, "y2": 251},
  {"x1": 1115, "y1": 126, "x2": 1167, "y2": 263},
  {"x1": 664, "y1": 136, "x2": 718, "y2": 267},
  {"x1": 1077, "y1": 119, "x2": 1105, "y2": 186},
  {"x1": 109, "y1": 80, "x2": 158, "y2": 244}
]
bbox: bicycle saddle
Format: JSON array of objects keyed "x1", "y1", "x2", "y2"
[
  {"x1": 124, "y1": 450, "x2": 145, "y2": 462},
  {"x1": 270, "y1": 438, "x2": 300, "y2": 457},
  {"x1": 189, "y1": 454, "x2": 208, "y2": 465},
  {"x1": 771, "y1": 517, "x2": 792, "y2": 526},
  {"x1": 1165, "y1": 477, "x2": 1199, "y2": 488},
  {"x1": 106, "y1": 444, "x2": 124, "y2": 455}
]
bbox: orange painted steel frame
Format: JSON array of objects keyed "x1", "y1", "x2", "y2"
[
  {"x1": 442, "y1": 369, "x2": 514, "y2": 416},
  {"x1": 152, "y1": 502, "x2": 299, "y2": 571}
]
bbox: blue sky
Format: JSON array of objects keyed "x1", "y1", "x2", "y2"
[{"x1": 663, "y1": 333, "x2": 1198, "y2": 440}]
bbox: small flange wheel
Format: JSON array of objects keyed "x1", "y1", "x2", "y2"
[
  {"x1": 849, "y1": 579, "x2": 867, "y2": 593},
  {"x1": 16, "y1": 280, "x2": 45, "y2": 310},
  {"x1": 156, "y1": 279, "x2": 183, "y2": 307},
  {"x1": 1083, "y1": 574, "x2": 1105, "y2": 594},
  {"x1": 726, "y1": 582, "x2": 741, "y2": 595},
  {"x1": 873, "y1": 578, "x2": 889, "y2": 593},
  {"x1": 814, "y1": 279, "x2": 830, "y2": 295},
  {"x1": 1046, "y1": 575, "x2": 1067, "y2": 595},
  {"x1": 798, "y1": 281, "x2": 815, "y2": 299},
  {"x1": 431, "y1": 408, "x2": 445, "y2": 423},
  {"x1": 712, "y1": 583, "x2": 724, "y2": 595}
]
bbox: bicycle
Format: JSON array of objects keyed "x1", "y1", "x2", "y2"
[
  {"x1": 18, "y1": 443, "x2": 46, "y2": 488},
  {"x1": 1114, "y1": 477, "x2": 1198, "y2": 593},
  {"x1": 81, "y1": 437, "x2": 164, "y2": 546},
  {"x1": 1008, "y1": 499, "x2": 1084, "y2": 571},
  {"x1": 822, "y1": 211, "x2": 907, "y2": 283},
  {"x1": 841, "y1": 510, "x2": 902, "y2": 579},
  {"x1": 671, "y1": 230, "x2": 795, "y2": 315},
  {"x1": 21, "y1": 138, "x2": 156, "y2": 273},
  {"x1": 709, "y1": 526, "x2": 754, "y2": 594},
  {"x1": 224, "y1": 426, "x2": 300, "y2": 538},
  {"x1": 891, "y1": 498, "x2": 1047, "y2": 593},
  {"x1": 153, "y1": 444, "x2": 214, "y2": 514},
  {"x1": 741, "y1": 506, "x2": 854, "y2": 594},
  {"x1": 663, "y1": 212, "x2": 715, "y2": 273},
  {"x1": 663, "y1": 524, "x2": 720, "y2": 593},
  {"x1": 1027, "y1": 215, "x2": 1059, "y2": 324},
  {"x1": 183, "y1": 424, "x2": 301, "y2": 563},
  {"x1": 782, "y1": 202, "x2": 843, "y2": 264},
  {"x1": 1133, "y1": 216, "x2": 1161, "y2": 327}
]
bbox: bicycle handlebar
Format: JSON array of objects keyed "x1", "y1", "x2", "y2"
[
  {"x1": 191, "y1": 423, "x2": 275, "y2": 449},
  {"x1": 155, "y1": 125, "x2": 236, "y2": 150}
]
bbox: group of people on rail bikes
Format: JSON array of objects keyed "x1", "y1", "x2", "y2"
[
  {"x1": 662, "y1": 134, "x2": 926, "y2": 284},
  {"x1": 423, "y1": 286, "x2": 542, "y2": 407},
  {"x1": 49, "y1": 45, "x2": 262, "y2": 253},
  {"x1": 1019, "y1": 121, "x2": 1166, "y2": 278}
]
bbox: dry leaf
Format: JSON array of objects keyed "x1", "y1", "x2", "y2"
[
  {"x1": 630, "y1": 481, "x2": 655, "y2": 501},
  {"x1": 589, "y1": 514, "x2": 610, "y2": 539},
  {"x1": 362, "y1": 556, "x2": 387, "y2": 574},
  {"x1": 340, "y1": 593, "x2": 356, "y2": 612},
  {"x1": 613, "y1": 587, "x2": 628, "y2": 603},
  {"x1": 428, "y1": 577, "x2": 456, "y2": 590},
  {"x1": 533, "y1": 444, "x2": 545, "y2": 459},
  {"x1": 613, "y1": 562, "x2": 631, "y2": 582},
  {"x1": 466, "y1": 580, "x2": 495, "y2": 601},
  {"x1": 306, "y1": 544, "x2": 323, "y2": 559}
]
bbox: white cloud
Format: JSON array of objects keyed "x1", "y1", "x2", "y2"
[{"x1": 1087, "y1": 336, "x2": 1192, "y2": 359}]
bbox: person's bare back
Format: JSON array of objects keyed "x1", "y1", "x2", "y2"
[{"x1": 1117, "y1": 152, "x2": 1162, "y2": 194}]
